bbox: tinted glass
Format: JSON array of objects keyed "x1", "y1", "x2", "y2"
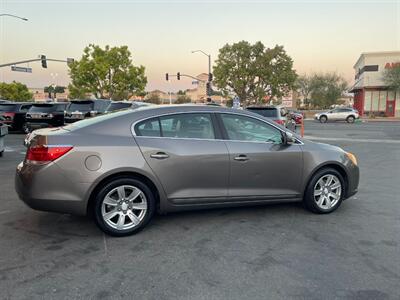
[
  {"x1": 247, "y1": 108, "x2": 278, "y2": 118},
  {"x1": 67, "y1": 102, "x2": 94, "y2": 112},
  {"x1": 159, "y1": 113, "x2": 215, "y2": 139},
  {"x1": 63, "y1": 110, "x2": 132, "y2": 130},
  {"x1": 221, "y1": 114, "x2": 282, "y2": 143},
  {"x1": 29, "y1": 104, "x2": 57, "y2": 113},
  {"x1": 19, "y1": 105, "x2": 32, "y2": 112},
  {"x1": 107, "y1": 102, "x2": 132, "y2": 111},
  {"x1": 0, "y1": 104, "x2": 17, "y2": 112},
  {"x1": 135, "y1": 118, "x2": 161, "y2": 137}
]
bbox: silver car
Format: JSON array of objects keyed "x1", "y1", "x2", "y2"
[
  {"x1": 315, "y1": 108, "x2": 359, "y2": 123},
  {"x1": 16, "y1": 105, "x2": 359, "y2": 236}
]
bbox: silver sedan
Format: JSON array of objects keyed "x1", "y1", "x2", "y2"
[{"x1": 15, "y1": 105, "x2": 359, "y2": 236}]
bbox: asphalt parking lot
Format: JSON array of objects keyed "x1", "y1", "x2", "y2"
[{"x1": 0, "y1": 121, "x2": 399, "y2": 299}]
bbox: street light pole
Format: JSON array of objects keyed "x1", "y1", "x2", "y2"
[
  {"x1": 191, "y1": 50, "x2": 212, "y2": 98},
  {"x1": 0, "y1": 14, "x2": 28, "y2": 21}
]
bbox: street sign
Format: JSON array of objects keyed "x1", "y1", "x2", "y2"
[{"x1": 11, "y1": 66, "x2": 32, "y2": 73}]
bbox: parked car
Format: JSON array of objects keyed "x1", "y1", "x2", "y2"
[
  {"x1": 16, "y1": 105, "x2": 359, "y2": 236},
  {"x1": 0, "y1": 102, "x2": 33, "y2": 132},
  {"x1": 25, "y1": 102, "x2": 69, "y2": 133},
  {"x1": 65, "y1": 99, "x2": 111, "y2": 123},
  {"x1": 315, "y1": 108, "x2": 359, "y2": 123},
  {"x1": 246, "y1": 106, "x2": 287, "y2": 126},
  {"x1": 105, "y1": 101, "x2": 151, "y2": 113},
  {"x1": 287, "y1": 109, "x2": 304, "y2": 125},
  {"x1": 0, "y1": 115, "x2": 8, "y2": 157}
]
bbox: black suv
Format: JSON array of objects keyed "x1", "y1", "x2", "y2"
[
  {"x1": 25, "y1": 102, "x2": 68, "y2": 133},
  {"x1": 0, "y1": 102, "x2": 33, "y2": 132},
  {"x1": 65, "y1": 99, "x2": 111, "y2": 123}
]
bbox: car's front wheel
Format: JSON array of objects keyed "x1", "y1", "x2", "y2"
[
  {"x1": 93, "y1": 177, "x2": 155, "y2": 236},
  {"x1": 304, "y1": 168, "x2": 345, "y2": 214},
  {"x1": 319, "y1": 115, "x2": 328, "y2": 123}
]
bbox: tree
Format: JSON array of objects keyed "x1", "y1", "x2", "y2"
[
  {"x1": 175, "y1": 94, "x2": 191, "y2": 104},
  {"x1": 383, "y1": 65, "x2": 400, "y2": 91},
  {"x1": 177, "y1": 90, "x2": 186, "y2": 95},
  {"x1": 68, "y1": 44, "x2": 147, "y2": 100},
  {"x1": 309, "y1": 73, "x2": 348, "y2": 109},
  {"x1": 44, "y1": 85, "x2": 65, "y2": 99},
  {"x1": 0, "y1": 81, "x2": 32, "y2": 101},
  {"x1": 296, "y1": 75, "x2": 313, "y2": 108},
  {"x1": 213, "y1": 41, "x2": 297, "y2": 104},
  {"x1": 145, "y1": 93, "x2": 161, "y2": 104}
]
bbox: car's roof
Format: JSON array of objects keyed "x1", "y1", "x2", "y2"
[{"x1": 0, "y1": 102, "x2": 33, "y2": 105}]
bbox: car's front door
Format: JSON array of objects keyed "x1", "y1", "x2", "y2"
[
  {"x1": 218, "y1": 113, "x2": 303, "y2": 199},
  {"x1": 133, "y1": 113, "x2": 229, "y2": 203}
]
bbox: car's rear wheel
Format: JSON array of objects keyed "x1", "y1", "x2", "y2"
[
  {"x1": 93, "y1": 177, "x2": 155, "y2": 236},
  {"x1": 304, "y1": 168, "x2": 344, "y2": 214},
  {"x1": 319, "y1": 115, "x2": 328, "y2": 123},
  {"x1": 346, "y1": 115, "x2": 355, "y2": 123}
]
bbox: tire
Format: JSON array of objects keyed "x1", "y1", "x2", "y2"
[
  {"x1": 346, "y1": 115, "x2": 355, "y2": 123},
  {"x1": 22, "y1": 123, "x2": 30, "y2": 134},
  {"x1": 93, "y1": 177, "x2": 156, "y2": 236},
  {"x1": 303, "y1": 168, "x2": 345, "y2": 214},
  {"x1": 319, "y1": 115, "x2": 328, "y2": 123},
  {"x1": 0, "y1": 151, "x2": 3, "y2": 157}
]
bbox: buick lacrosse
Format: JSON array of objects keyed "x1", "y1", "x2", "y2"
[{"x1": 16, "y1": 105, "x2": 359, "y2": 236}]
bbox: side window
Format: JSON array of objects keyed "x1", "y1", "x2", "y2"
[
  {"x1": 20, "y1": 105, "x2": 31, "y2": 112},
  {"x1": 135, "y1": 118, "x2": 161, "y2": 137},
  {"x1": 221, "y1": 114, "x2": 282, "y2": 143},
  {"x1": 159, "y1": 113, "x2": 215, "y2": 139}
]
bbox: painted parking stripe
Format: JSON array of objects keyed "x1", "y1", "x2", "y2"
[{"x1": 306, "y1": 136, "x2": 400, "y2": 144}]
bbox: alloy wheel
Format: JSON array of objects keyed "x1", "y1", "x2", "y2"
[
  {"x1": 101, "y1": 185, "x2": 147, "y2": 231},
  {"x1": 313, "y1": 174, "x2": 342, "y2": 210}
]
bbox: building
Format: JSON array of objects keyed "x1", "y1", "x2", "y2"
[
  {"x1": 350, "y1": 51, "x2": 400, "y2": 117},
  {"x1": 29, "y1": 87, "x2": 69, "y2": 102}
]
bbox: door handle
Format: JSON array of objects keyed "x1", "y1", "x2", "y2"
[
  {"x1": 150, "y1": 152, "x2": 169, "y2": 159},
  {"x1": 234, "y1": 155, "x2": 249, "y2": 162}
]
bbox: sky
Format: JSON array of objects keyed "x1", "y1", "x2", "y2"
[{"x1": 0, "y1": 0, "x2": 399, "y2": 92}]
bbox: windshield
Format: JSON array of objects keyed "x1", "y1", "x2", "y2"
[
  {"x1": 0, "y1": 104, "x2": 17, "y2": 112},
  {"x1": 247, "y1": 108, "x2": 278, "y2": 118},
  {"x1": 29, "y1": 104, "x2": 57, "y2": 113},
  {"x1": 67, "y1": 102, "x2": 94, "y2": 112},
  {"x1": 107, "y1": 102, "x2": 131, "y2": 112}
]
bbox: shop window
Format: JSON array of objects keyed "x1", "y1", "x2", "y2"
[
  {"x1": 379, "y1": 91, "x2": 387, "y2": 111},
  {"x1": 388, "y1": 91, "x2": 395, "y2": 101},
  {"x1": 364, "y1": 91, "x2": 372, "y2": 111},
  {"x1": 371, "y1": 91, "x2": 379, "y2": 111}
]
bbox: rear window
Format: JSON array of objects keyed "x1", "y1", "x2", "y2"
[
  {"x1": 29, "y1": 104, "x2": 57, "y2": 113},
  {"x1": 247, "y1": 108, "x2": 278, "y2": 118},
  {"x1": 0, "y1": 104, "x2": 17, "y2": 112},
  {"x1": 67, "y1": 102, "x2": 94, "y2": 112},
  {"x1": 107, "y1": 102, "x2": 132, "y2": 112},
  {"x1": 63, "y1": 109, "x2": 132, "y2": 131}
]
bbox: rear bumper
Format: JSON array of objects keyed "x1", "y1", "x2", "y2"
[{"x1": 15, "y1": 161, "x2": 89, "y2": 215}]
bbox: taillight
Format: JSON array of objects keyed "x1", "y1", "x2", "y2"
[
  {"x1": 26, "y1": 145, "x2": 73, "y2": 164},
  {"x1": 274, "y1": 119, "x2": 285, "y2": 125},
  {"x1": 3, "y1": 112, "x2": 15, "y2": 120}
]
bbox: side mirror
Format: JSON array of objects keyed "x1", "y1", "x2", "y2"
[{"x1": 283, "y1": 131, "x2": 296, "y2": 145}]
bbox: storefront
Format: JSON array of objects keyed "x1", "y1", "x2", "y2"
[{"x1": 350, "y1": 51, "x2": 400, "y2": 117}]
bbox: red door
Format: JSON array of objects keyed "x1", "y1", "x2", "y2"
[{"x1": 386, "y1": 91, "x2": 396, "y2": 117}]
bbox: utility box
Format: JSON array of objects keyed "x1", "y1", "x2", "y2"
[{"x1": 0, "y1": 123, "x2": 8, "y2": 157}]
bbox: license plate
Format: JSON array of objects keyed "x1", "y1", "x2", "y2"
[
  {"x1": 72, "y1": 114, "x2": 83, "y2": 119},
  {"x1": 30, "y1": 114, "x2": 42, "y2": 119}
]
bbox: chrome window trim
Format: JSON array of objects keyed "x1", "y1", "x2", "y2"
[{"x1": 130, "y1": 110, "x2": 304, "y2": 145}]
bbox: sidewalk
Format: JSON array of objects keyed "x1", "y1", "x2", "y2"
[{"x1": 360, "y1": 117, "x2": 400, "y2": 122}]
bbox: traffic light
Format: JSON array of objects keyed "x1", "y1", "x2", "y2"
[
  {"x1": 208, "y1": 73, "x2": 213, "y2": 82},
  {"x1": 177, "y1": 72, "x2": 181, "y2": 80},
  {"x1": 41, "y1": 55, "x2": 47, "y2": 68},
  {"x1": 165, "y1": 73, "x2": 169, "y2": 81},
  {"x1": 206, "y1": 82, "x2": 212, "y2": 96}
]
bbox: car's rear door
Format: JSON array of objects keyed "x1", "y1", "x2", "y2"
[
  {"x1": 133, "y1": 112, "x2": 229, "y2": 203},
  {"x1": 218, "y1": 112, "x2": 303, "y2": 199}
]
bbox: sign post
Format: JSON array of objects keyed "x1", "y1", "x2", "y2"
[{"x1": 11, "y1": 66, "x2": 32, "y2": 73}]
